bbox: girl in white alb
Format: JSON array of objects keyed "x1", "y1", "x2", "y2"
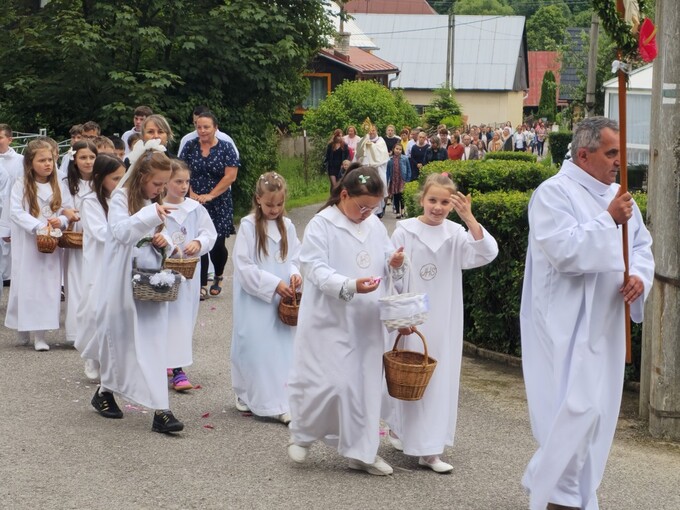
[
  {"x1": 231, "y1": 171, "x2": 301, "y2": 425},
  {"x1": 5, "y1": 138, "x2": 76, "y2": 351},
  {"x1": 84, "y1": 141, "x2": 184, "y2": 434},
  {"x1": 163, "y1": 159, "x2": 217, "y2": 391},
  {"x1": 287, "y1": 167, "x2": 405, "y2": 476},
  {"x1": 75, "y1": 153, "x2": 126, "y2": 379},
  {"x1": 63, "y1": 140, "x2": 98, "y2": 345},
  {"x1": 383, "y1": 173, "x2": 498, "y2": 473}
]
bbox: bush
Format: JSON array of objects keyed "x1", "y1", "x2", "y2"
[
  {"x1": 484, "y1": 151, "x2": 537, "y2": 163},
  {"x1": 423, "y1": 87, "x2": 463, "y2": 130},
  {"x1": 548, "y1": 131, "x2": 572, "y2": 162},
  {"x1": 537, "y1": 70, "x2": 557, "y2": 122},
  {"x1": 301, "y1": 80, "x2": 419, "y2": 140}
]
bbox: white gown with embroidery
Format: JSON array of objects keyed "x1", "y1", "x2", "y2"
[
  {"x1": 231, "y1": 214, "x2": 301, "y2": 416},
  {"x1": 288, "y1": 205, "x2": 397, "y2": 464},
  {"x1": 383, "y1": 218, "x2": 498, "y2": 456}
]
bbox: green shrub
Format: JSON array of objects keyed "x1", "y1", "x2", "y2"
[
  {"x1": 548, "y1": 131, "x2": 572, "y2": 162},
  {"x1": 537, "y1": 70, "x2": 557, "y2": 122},
  {"x1": 462, "y1": 190, "x2": 531, "y2": 356},
  {"x1": 484, "y1": 151, "x2": 537, "y2": 163}
]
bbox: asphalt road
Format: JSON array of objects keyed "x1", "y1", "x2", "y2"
[{"x1": 2, "y1": 203, "x2": 679, "y2": 509}]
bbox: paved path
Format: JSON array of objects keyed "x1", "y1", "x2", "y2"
[{"x1": 2, "y1": 204, "x2": 679, "y2": 509}]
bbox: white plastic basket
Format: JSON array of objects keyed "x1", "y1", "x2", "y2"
[{"x1": 378, "y1": 271, "x2": 429, "y2": 331}]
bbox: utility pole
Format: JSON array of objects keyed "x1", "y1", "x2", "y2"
[
  {"x1": 446, "y1": 13, "x2": 453, "y2": 88},
  {"x1": 585, "y1": 12, "x2": 600, "y2": 116},
  {"x1": 640, "y1": 0, "x2": 680, "y2": 439}
]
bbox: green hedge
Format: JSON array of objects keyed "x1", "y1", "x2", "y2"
[
  {"x1": 401, "y1": 161, "x2": 647, "y2": 380},
  {"x1": 548, "y1": 131, "x2": 572, "y2": 162},
  {"x1": 484, "y1": 151, "x2": 537, "y2": 163}
]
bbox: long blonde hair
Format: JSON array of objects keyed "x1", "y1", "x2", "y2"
[
  {"x1": 124, "y1": 150, "x2": 172, "y2": 215},
  {"x1": 252, "y1": 171, "x2": 288, "y2": 261},
  {"x1": 23, "y1": 139, "x2": 62, "y2": 218}
]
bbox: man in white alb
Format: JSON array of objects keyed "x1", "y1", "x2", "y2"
[{"x1": 520, "y1": 117, "x2": 654, "y2": 510}]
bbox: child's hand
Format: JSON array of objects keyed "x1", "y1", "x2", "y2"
[
  {"x1": 2, "y1": 237, "x2": 10, "y2": 243},
  {"x1": 63, "y1": 208, "x2": 80, "y2": 223},
  {"x1": 47, "y1": 217, "x2": 62, "y2": 229},
  {"x1": 290, "y1": 274, "x2": 302, "y2": 291},
  {"x1": 356, "y1": 276, "x2": 380, "y2": 294},
  {"x1": 276, "y1": 280, "x2": 295, "y2": 299},
  {"x1": 183, "y1": 240, "x2": 201, "y2": 257},
  {"x1": 151, "y1": 233, "x2": 167, "y2": 249},
  {"x1": 155, "y1": 204, "x2": 175, "y2": 222},
  {"x1": 450, "y1": 192, "x2": 474, "y2": 222},
  {"x1": 389, "y1": 247, "x2": 405, "y2": 268}
]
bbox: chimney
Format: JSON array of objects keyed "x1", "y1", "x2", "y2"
[{"x1": 334, "y1": 32, "x2": 351, "y2": 62}]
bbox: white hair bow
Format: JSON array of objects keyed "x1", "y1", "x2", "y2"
[{"x1": 115, "y1": 138, "x2": 167, "y2": 191}]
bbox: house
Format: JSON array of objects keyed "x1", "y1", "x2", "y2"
[
  {"x1": 351, "y1": 14, "x2": 528, "y2": 127},
  {"x1": 603, "y1": 63, "x2": 652, "y2": 166},
  {"x1": 525, "y1": 51, "x2": 565, "y2": 114},
  {"x1": 559, "y1": 27, "x2": 586, "y2": 105},
  {"x1": 343, "y1": 0, "x2": 437, "y2": 15},
  {"x1": 296, "y1": 3, "x2": 400, "y2": 117}
]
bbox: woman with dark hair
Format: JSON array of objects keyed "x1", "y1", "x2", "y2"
[
  {"x1": 324, "y1": 129, "x2": 349, "y2": 191},
  {"x1": 179, "y1": 112, "x2": 239, "y2": 299}
]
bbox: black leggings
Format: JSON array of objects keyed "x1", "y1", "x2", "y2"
[
  {"x1": 392, "y1": 192, "x2": 404, "y2": 214},
  {"x1": 200, "y1": 235, "x2": 228, "y2": 287}
]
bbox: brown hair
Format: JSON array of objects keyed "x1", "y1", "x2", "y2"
[
  {"x1": 0, "y1": 124, "x2": 12, "y2": 138},
  {"x1": 319, "y1": 166, "x2": 383, "y2": 212},
  {"x1": 91, "y1": 154, "x2": 125, "y2": 216},
  {"x1": 22, "y1": 139, "x2": 62, "y2": 218},
  {"x1": 82, "y1": 121, "x2": 101, "y2": 135},
  {"x1": 134, "y1": 105, "x2": 153, "y2": 117},
  {"x1": 170, "y1": 158, "x2": 191, "y2": 178},
  {"x1": 124, "y1": 150, "x2": 172, "y2": 215},
  {"x1": 66, "y1": 140, "x2": 98, "y2": 196},
  {"x1": 251, "y1": 171, "x2": 288, "y2": 261}
]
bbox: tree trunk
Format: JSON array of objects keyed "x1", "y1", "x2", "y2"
[{"x1": 642, "y1": 0, "x2": 680, "y2": 439}]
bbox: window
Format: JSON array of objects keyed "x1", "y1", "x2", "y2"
[{"x1": 298, "y1": 73, "x2": 331, "y2": 113}]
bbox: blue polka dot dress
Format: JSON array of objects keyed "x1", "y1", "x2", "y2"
[{"x1": 180, "y1": 138, "x2": 239, "y2": 237}]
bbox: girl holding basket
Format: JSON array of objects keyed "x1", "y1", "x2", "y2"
[{"x1": 383, "y1": 173, "x2": 498, "y2": 473}]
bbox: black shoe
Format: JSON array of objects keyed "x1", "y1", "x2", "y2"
[
  {"x1": 152, "y1": 410, "x2": 184, "y2": 433},
  {"x1": 91, "y1": 388, "x2": 124, "y2": 419}
]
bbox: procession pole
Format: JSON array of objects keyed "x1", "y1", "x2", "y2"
[{"x1": 615, "y1": 0, "x2": 632, "y2": 364}]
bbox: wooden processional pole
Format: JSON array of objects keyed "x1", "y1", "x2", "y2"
[{"x1": 615, "y1": 0, "x2": 632, "y2": 364}]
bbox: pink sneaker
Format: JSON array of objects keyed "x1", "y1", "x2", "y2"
[
  {"x1": 167, "y1": 368, "x2": 173, "y2": 377},
  {"x1": 171, "y1": 370, "x2": 193, "y2": 391}
]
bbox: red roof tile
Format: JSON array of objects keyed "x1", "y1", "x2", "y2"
[
  {"x1": 344, "y1": 0, "x2": 437, "y2": 15},
  {"x1": 525, "y1": 51, "x2": 562, "y2": 107},
  {"x1": 319, "y1": 47, "x2": 400, "y2": 74}
]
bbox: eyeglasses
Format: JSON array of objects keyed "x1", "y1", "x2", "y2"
[{"x1": 350, "y1": 196, "x2": 381, "y2": 215}]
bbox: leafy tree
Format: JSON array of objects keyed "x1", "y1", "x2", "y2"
[
  {"x1": 423, "y1": 87, "x2": 463, "y2": 130},
  {"x1": 301, "y1": 80, "x2": 419, "y2": 141},
  {"x1": 454, "y1": 0, "x2": 514, "y2": 15},
  {"x1": 526, "y1": 4, "x2": 570, "y2": 50},
  {"x1": 537, "y1": 71, "x2": 557, "y2": 122},
  {"x1": 0, "y1": 0, "x2": 333, "y2": 212}
]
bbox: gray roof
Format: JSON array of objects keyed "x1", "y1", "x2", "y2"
[{"x1": 352, "y1": 14, "x2": 527, "y2": 91}]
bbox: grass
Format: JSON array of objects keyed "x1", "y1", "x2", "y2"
[{"x1": 277, "y1": 156, "x2": 328, "y2": 210}]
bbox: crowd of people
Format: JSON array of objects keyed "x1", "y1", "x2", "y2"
[{"x1": 0, "y1": 110, "x2": 655, "y2": 510}]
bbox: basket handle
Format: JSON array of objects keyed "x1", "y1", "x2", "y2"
[
  {"x1": 289, "y1": 279, "x2": 297, "y2": 306},
  {"x1": 392, "y1": 329, "x2": 429, "y2": 368}
]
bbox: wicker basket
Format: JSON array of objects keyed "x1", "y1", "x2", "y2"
[
  {"x1": 58, "y1": 224, "x2": 83, "y2": 250},
  {"x1": 164, "y1": 257, "x2": 199, "y2": 279},
  {"x1": 132, "y1": 267, "x2": 182, "y2": 302},
  {"x1": 278, "y1": 290, "x2": 302, "y2": 326},
  {"x1": 378, "y1": 272, "x2": 429, "y2": 331},
  {"x1": 36, "y1": 225, "x2": 61, "y2": 254},
  {"x1": 383, "y1": 329, "x2": 437, "y2": 401}
]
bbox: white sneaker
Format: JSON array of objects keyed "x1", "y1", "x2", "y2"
[
  {"x1": 387, "y1": 431, "x2": 403, "y2": 451},
  {"x1": 348, "y1": 456, "x2": 393, "y2": 476},
  {"x1": 84, "y1": 359, "x2": 100, "y2": 380},
  {"x1": 235, "y1": 396, "x2": 250, "y2": 412},
  {"x1": 277, "y1": 413, "x2": 291, "y2": 425},
  {"x1": 34, "y1": 338, "x2": 49, "y2": 351},
  {"x1": 418, "y1": 456, "x2": 453, "y2": 473},
  {"x1": 287, "y1": 443, "x2": 310, "y2": 464}
]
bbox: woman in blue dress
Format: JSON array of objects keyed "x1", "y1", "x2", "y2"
[{"x1": 180, "y1": 112, "x2": 239, "y2": 298}]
